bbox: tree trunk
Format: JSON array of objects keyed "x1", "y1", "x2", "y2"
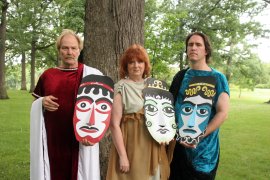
[
  {"x1": 238, "y1": 87, "x2": 242, "y2": 98},
  {"x1": 179, "y1": 52, "x2": 186, "y2": 70},
  {"x1": 20, "y1": 51, "x2": 27, "y2": 90},
  {"x1": 29, "y1": 38, "x2": 36, "y2": 92},
  {"x1": 225, "y1": 40, "x2": 235, "y2": 82},
  {"x1": 0, "y1": 0, "x2": 9, "y2": 99},
  {"x1": 84, "y1": 0, "x2": 145, "y2": 179}
]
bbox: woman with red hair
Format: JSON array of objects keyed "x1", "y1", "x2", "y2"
[{"x1": 106, "y1": 44, "x2": 170, "y2": 180}]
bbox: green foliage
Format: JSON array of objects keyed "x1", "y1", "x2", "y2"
[
  {"x1": 5, "y1": 64, "x2": 22, "y2": 89},
  {"x1": 259, "y1": 62, "x2": 270, "y2": 84},
  {"x1": 256, "y1": 84, "x2": 270, "y2": 89},
  {"x1": 3, "y1": 0, "x2": 86, "y2": 90},
  {"x1": 145, "y1": 0, "x2": 188, "y2": 74},
  {"x1": 230, "y1": 53, "x2": 264, "y2": 90},
  {"x1": 144, "y1": 0, "x2": 269, "y2": 88},
  {"x1": 2, "y1": 0, "x2": 270, "y2": 91},
  {"x1": 6, "y1": 0, "x2": 85, "y2": 69},
  {"x1": 7, "y1": 0, "x2": 63, "y2": 68},
  {"x1": 254, "y1": 62, "x2": 270, "y2": 89},
  {"x1": 61, "y1": 0, "x2": 85, "y2": 33}
]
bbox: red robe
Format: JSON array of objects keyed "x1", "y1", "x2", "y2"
[{"x1": 32, "y1": 63, "x2": 84, "y2": 180}]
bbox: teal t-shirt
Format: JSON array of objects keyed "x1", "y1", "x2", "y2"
[{"x1": 175, "y1": 67, "x2": 230, "y2": 173}]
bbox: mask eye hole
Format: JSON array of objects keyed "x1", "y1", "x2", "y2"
[
  {"x1": 163, "y1": 106, "x2": 175, "y2": 117},
  {"x1": 76, "y1": 99, "x2": 92, "y2": 112},
  {"x1": 95, "y1": 101, "x2": 112, "y2": 114},
  {"x1": 144, "y1": 104, "x2": 158, "y2": 116}
]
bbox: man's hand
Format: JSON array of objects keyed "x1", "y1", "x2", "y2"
[
  {"x1": 180, "y1": 141, "x2": 197, "y2": 149},
  {"x1": 81, "y1": 138, "x2": 95, "y2": 146},
  {"x1": 42, "y1": 95, "x2": 59, "y2": 111}
]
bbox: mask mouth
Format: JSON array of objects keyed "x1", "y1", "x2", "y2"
[
  {"x1": 177, "y1": 129, "x2": 206, "y2": 145},
  {"x1": 80, "y1": 126, "x2": 99, "y2": 133},
  {"x1": 157, "y1": 128, "x2": 169, "y2": 134},
  {"x1": 183, "y1": 128, "x2": 197, "y2": 134}
]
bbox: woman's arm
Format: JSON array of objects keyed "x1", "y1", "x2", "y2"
[{"x1": 110, "y1": 93, "x2": 130, "y2": 173}]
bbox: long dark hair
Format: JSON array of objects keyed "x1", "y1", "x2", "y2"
[{"x1": 185, "y1": 32, "x2": 212, "y2": 64}]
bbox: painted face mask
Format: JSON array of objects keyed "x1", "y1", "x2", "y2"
[
  {"x1": 143, "y1": 78, "x2": 177, "y2": 144},
  {"x1": 176, "y1": 76, "x2": 216, "y2": 145},
  {"x1": 73, "y1": 74, "x2": 114, "y2": 144}
]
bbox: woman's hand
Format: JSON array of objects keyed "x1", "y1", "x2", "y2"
[{"x1": 119, "y1": 155, "x2": 130, "y2": 173}]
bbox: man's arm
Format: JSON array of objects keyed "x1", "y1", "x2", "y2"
[{"x1": 204, "y1": 92, "x2": 230, "y2": 137}]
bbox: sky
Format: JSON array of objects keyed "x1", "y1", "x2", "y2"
[{"x1": 253, "y1": 5, "x2": 270, "y2": 63}]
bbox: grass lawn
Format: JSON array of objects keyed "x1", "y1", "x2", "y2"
[
  {"x1": 0, "y1": 90, "x2": 32, "y2": 179},
  {"x1": 0, "y1": 88, "x2": 270, "y2": 179},
  {"x1": 217, "y1": 88, "x2": 270, "y2": 180}
]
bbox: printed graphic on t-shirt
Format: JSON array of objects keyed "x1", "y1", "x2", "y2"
[{"x1": 176, "y1": 76, "x2": 216, "y2": 145}]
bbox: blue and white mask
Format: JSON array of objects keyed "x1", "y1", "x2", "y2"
[{"x1": 176, "y1": 76, "x2": 216, "y2": 145}]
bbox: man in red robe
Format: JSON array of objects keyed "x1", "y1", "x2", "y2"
[{"x1": 30, "y1": 29, "x2": 102, "y2": 180}]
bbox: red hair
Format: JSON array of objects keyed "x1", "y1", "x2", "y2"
[{"x1": 119, "y1": 44, "x2": 151, "y2": 79}]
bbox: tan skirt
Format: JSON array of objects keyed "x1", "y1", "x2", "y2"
[{"x1": 106, "y1": 109, "x2": 170, "y2": 180}]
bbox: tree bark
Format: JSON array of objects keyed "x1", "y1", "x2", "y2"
[
  {"x1": 84, "y1": 0, "x2": 145, "y2": 179},
  {"x1": 20, "y1": 51, "x2": 27, "y2": 90},
  {"x1": 29, "y1": 37, "x2": 36, "y2": 93},
  {"x1": 225, "y1": 40, "x2": 235, "y2": 82},
  {"x1": 0, "y1": 0, "x2": 9, "y2": 99}
]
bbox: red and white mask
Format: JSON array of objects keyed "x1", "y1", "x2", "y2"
[{"x1": 73, "y1": 75, "x2": 114, "y2": 144}]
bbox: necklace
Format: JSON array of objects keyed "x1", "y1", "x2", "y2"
[{"x1": 126, "y1": 77, "x2": 144, "y2": 83}]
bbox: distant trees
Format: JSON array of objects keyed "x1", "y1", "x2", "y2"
[
  {"x1": 145, "y1": 0, "x2": 269, "y2": 85},
  {"x1": 0, "y1": 0, "x2": 269, "y2": 99},
  {"x1": 1, "y1": 0, "x2": 85, "y2": 97},
  {"x1": 0, "y1": 0, "x2": 8, "y2": 99}
]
